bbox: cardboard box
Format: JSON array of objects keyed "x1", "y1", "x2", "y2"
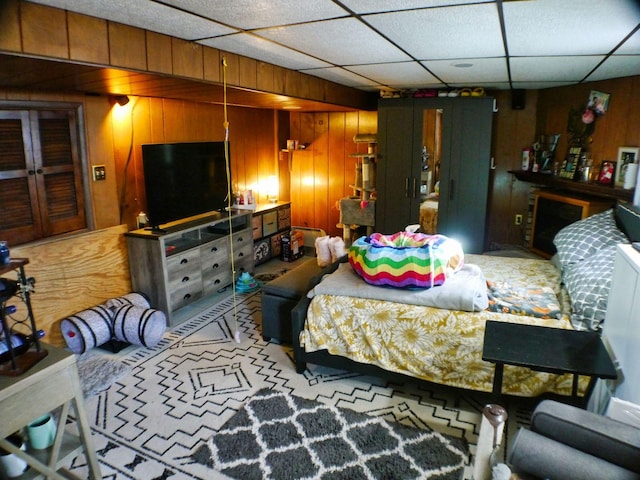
[{"x1": 281, "y1": 229, "x2": 305, "y2": 262}]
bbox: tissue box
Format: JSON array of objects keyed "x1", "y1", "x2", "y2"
[{"x1": 281, "y1": 230, "x2": 305, "y2": 262}]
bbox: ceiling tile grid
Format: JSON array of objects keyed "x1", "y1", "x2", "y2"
[{"x1": 20, "y1": 0, "x2": 640, "y2": 92}]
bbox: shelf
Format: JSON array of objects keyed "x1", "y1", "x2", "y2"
[
  {"x1": 18, "y1": 432, "x2": 84, "y2": 479},
  {"x1": 510, "y1": 170, "x2": 634, "y2": 202},
  {"x1": 348, "y1": 153, "x2": 377, "y2": 158}
]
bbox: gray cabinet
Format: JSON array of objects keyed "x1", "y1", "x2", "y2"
[
  {"x1": 376, "y1": 97, "x2": 494, "y2": 253},
  {"x1": 125, "y1": 211, "x2": 253, "y2": 325}
]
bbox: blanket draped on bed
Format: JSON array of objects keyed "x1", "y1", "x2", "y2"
[
  {"x1": 309, "y1": 262, "x2": 489, "y2": 312},
  {"x1": 300, "y1": 254, "x2": 587, "y2": 398}
]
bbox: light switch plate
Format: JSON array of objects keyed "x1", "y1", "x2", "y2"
[{"x1": 92, "y1": 165, "x2": 106, "y2": 181}]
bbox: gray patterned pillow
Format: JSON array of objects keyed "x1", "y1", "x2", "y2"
[
  {"x1": 563, "y1": 245, "x2": 617, "y2": 331},
  {"x1": 554, "y1": 209, "x2": 628, "y2": 270}
]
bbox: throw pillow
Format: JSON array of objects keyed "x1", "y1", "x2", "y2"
[
  {"x1": 563, "y1": 245, "x2": 617, "y2": 331},
  {"x1": 553, "y1": 209, "x2": 628, "y2": 270}
]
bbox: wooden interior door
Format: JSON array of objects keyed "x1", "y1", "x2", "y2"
[{"x1": 0, "y1": 108, "x2": 85, "y2": 245}]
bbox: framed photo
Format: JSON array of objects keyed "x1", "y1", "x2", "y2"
[
  {"x1": 587, "y1": 90, "x2": 610, "y2": 115},
  {"x1": 558, "y1": 146, "x2": 582, "y2": 179},
  {"x1": 615, "y1": 146, "x2": 640, "y2": 188},
  {"x1": 598, "y1": 160, "x2": 616, "y2": 185}
]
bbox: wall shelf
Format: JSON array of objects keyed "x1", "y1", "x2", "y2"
[{"x1": 511, "y1": 170, "x2": 634, "y2": 202}]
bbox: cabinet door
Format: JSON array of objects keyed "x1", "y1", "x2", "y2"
[
  {"x1": 376, "y1": 98, "x2": 419, "y2": 233},
  {"x1": 437, "y1": 98, "x2": 493, "y2": 253}
]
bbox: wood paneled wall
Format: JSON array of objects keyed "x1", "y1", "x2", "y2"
[
  {"x1": 487, "y1": 76, "x2": 640, "y2": 250},
  {"x1": 289, "y1": 111, "x2": 378, "y2": 237}
]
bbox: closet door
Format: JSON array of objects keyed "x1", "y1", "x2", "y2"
[
  {"x1": 0, "y1": 108, "x2": 86, "y2": 245},
  {"x1": 437, "y1": 98, "x2": 493, "y2": 253},
  {"x1": 376, "y1": 98, "x2": 420, "y2": 233}
]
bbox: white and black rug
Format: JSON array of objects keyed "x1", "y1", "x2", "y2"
[
  {"x1": 61, "y1": 290, "x2": 531, "y2": 480},
  {"x1": 194, "y1": 388, "x2": 467, "y2": 479}
]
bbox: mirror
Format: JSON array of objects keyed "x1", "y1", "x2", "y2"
[{"x1": 418, "y1": 108, "x2": 442, "y2": 234}]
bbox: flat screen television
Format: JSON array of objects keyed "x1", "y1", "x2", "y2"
[{"x1": 141, "y1": 141, "x2": 231, "y2": 230}]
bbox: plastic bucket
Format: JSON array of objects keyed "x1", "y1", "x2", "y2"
[
  {"x1": 112, "y1": 305, "x2": 166, "y2": 347},
  {"x1": 60, "y1": 305, "x2": 114, "y2": 354}
]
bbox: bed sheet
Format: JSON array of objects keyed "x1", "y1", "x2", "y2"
[{"x1": 299, "y1": 254, "x2": 588, "y2": 397}]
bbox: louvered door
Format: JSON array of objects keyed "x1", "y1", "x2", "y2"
[{"x1": 0, "y1": 108, "x2": 85, "y2": 244}]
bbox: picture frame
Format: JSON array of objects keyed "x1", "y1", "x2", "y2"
[
  {"x1": 598, "y1": 160, "x2": 616, "y2": 185},
  {"x1": 587, "y1": 90, "x2": 610, "y2": 115},
  {"x1": 615, "y1": 146, "x2": 640, "y2": 188},
  {"x1": 558, "y1": 146, "x2": 582, "y2": 180}
]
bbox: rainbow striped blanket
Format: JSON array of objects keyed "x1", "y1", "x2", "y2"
[{"x1": 348, "y1": 232, "x2": 464, "y2": 289}]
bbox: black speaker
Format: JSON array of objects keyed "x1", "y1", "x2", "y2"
[{"x1": 511, "y1": 89, "x2": 526, "y2": 110}]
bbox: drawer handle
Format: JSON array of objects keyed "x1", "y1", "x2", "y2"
[
  {"x1": 184, "y1": 293, "x2": 191, "y2": 300},
  {"x1": 237, "y1": 236, "x2": 244, "y2": 242},
  {"x1": 180, "y1": 258, "x2": 188, "y2": 264},
  {"x1": 212, "y1": 263, "x2": 219, "y2": 270},
  {"x1": 210, "y1": 246, "x2": 218, "y2": 252},
  {"x1": 214, "y1": 279, "x2": 220, "y2": 285},
  {"x1": 182, "y1": 276, "x2": 190, "y2": 282},
  {"x1": 238, "y1": 252, "x2": 244, "y2": 258}
]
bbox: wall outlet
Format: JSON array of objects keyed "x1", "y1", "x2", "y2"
[
  {"x1": 515, "y1": 214, "x2": 523, "y2": 225},
  {"x1": 92, "y1": 165, "x2": 106, "y2": 181}
]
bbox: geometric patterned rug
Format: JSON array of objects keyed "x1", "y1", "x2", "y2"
[
  {"x1": 61, "y1": 290, "x2": 533, "y2": 479},
  {"x1": 193, "y1": 387, "x2": 468, "y2": 479}
]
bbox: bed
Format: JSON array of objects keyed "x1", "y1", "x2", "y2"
[{"x1": 292, "y1": 201, "x2": 640, "y2": 398}]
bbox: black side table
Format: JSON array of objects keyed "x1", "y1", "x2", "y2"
[{"x1": 482, "y1": 321, "x2": 617, "y2": 403}]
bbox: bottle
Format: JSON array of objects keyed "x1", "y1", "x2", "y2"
[{"x1": 0, "y1": 241, "x2": 9, "y2": 266}]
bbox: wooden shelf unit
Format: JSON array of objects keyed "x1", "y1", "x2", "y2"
[
  {"x1": 251, "y1": 202, "x2": 291, "y2": 265},
  {"x1": 512, "y1": 170, "x2": 634, "y2": 202}
]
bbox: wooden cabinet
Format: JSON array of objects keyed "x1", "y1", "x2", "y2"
[
  {"x1": 530, "y1": 190, "x2": 612, "y2": 257},
  {"x1": 125, "y1": 211, "x2": 253, "y2": 325},
  {"x1": 252, "y1": 202, "x2": 291, "y2": 265},
  {"x1": 376, "y1": 97, "x2": 494, "y2": 253}
]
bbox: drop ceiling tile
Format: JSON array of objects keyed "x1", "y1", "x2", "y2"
[
  {"x1": 586, "y1": 55, "x2": 640, "y2": 82},
  {"x1": 199, "y1": 34, "x2": 331, "y2": 70},
  {"x1": 29, "y1": 0, "x2": 236, "y2": 40},
  {"x1": 348, "y1": 62, "x2": 441, "y2": 88},
  {"x1": 159, "y1": 0, "x2": 349, "y2": 30},
  {"x1": 364, "y1": 3, "x2": 504, "y2": 60},
  {"x1": 616, "y1": 29, "x2": 640, "y2": 55},
  {"x1": 422, "y1": 57, "x2": 508, "y2": 83},
  {"x1": 300, "y1": 67, "x2": 380, "y2": 88},
  {"x1": 503, "y1": 0, "x2": 640, "y2": 56},
  {"x1": 256, "y1": 18, "x2": 411, "y2": 65},
  {"x1": 339, "y1": 0, "x2": 487, "y2": 14},
  {"x1": 510, "y1": 56, "x2": 605, "y2": 82}
]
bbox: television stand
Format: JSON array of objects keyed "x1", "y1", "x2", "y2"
[
  {"x1": 145, "y1": 225, "x2": 167, "y2": 234},
  {"x1": 125, "y1": 210, "x2": 254, "y2": 326}
]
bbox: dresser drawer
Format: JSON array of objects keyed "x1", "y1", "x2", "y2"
[
  {"x1": 200, "y1": 236, "x2": 229, "y2": 261},
  {"x1": 166, "y1": 249, "x2": 201, "y2": 281},
  {"x1": 231, "y1": 230, "x2": 252, "y2": 249}
]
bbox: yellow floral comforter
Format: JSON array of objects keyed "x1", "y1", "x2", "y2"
[{"x1": 300, "y1": 254, "x2": 588, "y2": 397}]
